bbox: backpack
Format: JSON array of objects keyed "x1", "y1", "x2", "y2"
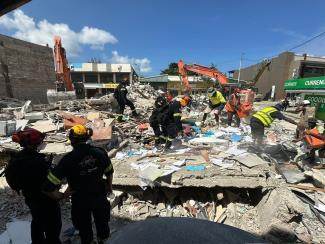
[{"x1": 5, "y1": 157, "x2": 22, "y2": 193}]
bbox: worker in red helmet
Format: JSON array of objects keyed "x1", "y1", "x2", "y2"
[
  {"x1": 225, "y1": 88, "x2": 241, "y2": 127},
  {"x1": 5, "y1": 128, "x2": 62, "y2": 244},
  {"x1": 43, "y1": 125, "x2": 114, "y2": 244}
]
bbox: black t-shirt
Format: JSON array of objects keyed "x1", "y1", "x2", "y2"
[
  {"x1": 43, "y1": 144, "x2": 114, "y2": 198},
  {"x1": 167, "y1": 100, "x2": 182, "y2": 131},
  {"x1": 8, "y1": 149, "x2": 50, "y2": 201}
]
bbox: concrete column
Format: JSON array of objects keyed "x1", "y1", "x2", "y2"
[
  {"x1": 129, "y1": 70, "x2": 133, "y2": 86},
  {"x1": 97, "y1": 73, "x2": 102, "y2": 94},
  {"x1": 82, "y1": 73, "x2": 85, "y2": 83},
  {"x1": 113, "y1": 73, "x2": 116, "y2": 83}
]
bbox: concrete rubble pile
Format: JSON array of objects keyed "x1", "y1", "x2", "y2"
[{"x1": 0, "y1": 90, "x2": 325, "y2": 243}]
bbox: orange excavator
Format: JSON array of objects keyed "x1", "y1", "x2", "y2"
[
  {"x1": 53, "y1": 36, "x2": 73, "y2": 91},
  {"x1": 178, "y1": 59, "x2": 254, "y2": 117},
  {"x1": 178, "y1": 60, "x2": 228, "y2": 92},
  {"x1": 47, "y1": 36, "x2": 84, "y2": 103}
]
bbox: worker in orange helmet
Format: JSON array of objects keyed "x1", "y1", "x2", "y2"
[
  {"x1": 225, "y1": 87, "x2": 241, "y2": 127},
  {"x1": 43, "y1": 125, "x2": 113, "y2": 244},
  {"x1": 5, "y1": 128, "x2": 62, "y2": 244},
  {"x1": 162, "y1": 95, "x2": 191, "y2": 149}
]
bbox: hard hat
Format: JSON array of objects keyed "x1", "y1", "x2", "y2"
[
  {"x1": 12, "y1": 128, "x2": 45, "y2": 147},
  {"x1": 180, "y1": 95, "x2": 191, "y2": 107},
  {"x1": 273, "y1": 103, "x2": 284, "y2": 111},
  {"x1": 69, "y1": 124, "x2": 92, "y2": 142},
  {"x1": 303, "y1": 100, "x2": 311, "y2": 105},
  {"x1": 207, "y1": 87, "x2": 216, "y2": 96}
]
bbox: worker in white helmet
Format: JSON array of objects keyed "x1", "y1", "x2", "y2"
[{"x1": 295, "y1": 100, "x2": 316, "y2": 140}]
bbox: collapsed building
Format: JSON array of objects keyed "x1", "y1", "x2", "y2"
[{"x1": 0, "y1": 83, "x2": 324, "y2": 243}]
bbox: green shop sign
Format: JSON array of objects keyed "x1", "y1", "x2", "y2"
[
  {"x1": 305, "y1": 94, "x2": 325, "y2": 120},
  {"x1": 285, "y1": 76, "x2": 325, "y2": 90}
]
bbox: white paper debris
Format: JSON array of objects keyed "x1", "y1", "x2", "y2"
[{"x1": 225, "y1": 146, "x2": 246, "y2": 156}]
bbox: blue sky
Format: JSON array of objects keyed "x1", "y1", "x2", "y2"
[{"x1": 1, "y1": 0, "x2": 325, "y2": 76}]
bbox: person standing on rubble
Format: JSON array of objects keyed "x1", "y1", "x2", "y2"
[
  {"x1": 250, "y1": 103, "x2": 297, "y2": 145},
  {"x1": 163, "y1": 95, "x2": 191, "y2": 149},
  {"x1": 295, "y1": 100, "x2": 316, "y2": 140},
  {"x1": 5, "y1": 128, "x2": 62, "y2": 244},
  {"x1": 225, "y1": 88, "x2": 241, "y2": 127},
  {"x1": 43, "y1": 125, "x2": 114, "y2": 244},
  {"x1": 149, "y1": 95, "x2": 170, "y2": 146},
  {"x1": 202, "y1": 87, "x2": 226, "y2": 127},
  {"x1": 114, "y1": 76, "x2": 138, "y2": 116}
]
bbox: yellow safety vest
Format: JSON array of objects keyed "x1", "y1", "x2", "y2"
[
  {"x1": 252, "y1": 106, "x2": 278, "y2": 127},
  {"x1": 208, "y1": 91, "x2": 226, "y2": 105}
]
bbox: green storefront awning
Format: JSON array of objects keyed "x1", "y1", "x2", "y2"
[{"x1": 284, "y1": 76, "x2": 325, "y2": 90}]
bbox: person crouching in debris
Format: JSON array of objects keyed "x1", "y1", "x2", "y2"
[
  {"x1": 162, "y1": 95, "x2": 191, "y2": 149},
  {"x1": 114, "y1": 76, "x2": 138, "y2": 117},
  {"x1": 295, "y1": 100, "x2": 316, "y2": 140},
  {"x1": 5, "y1": 128, "x2": 62, "y2": 244},
  {"x1": 149, "y1": 95, "x2": 170, "y2": 146},
  {"x1": 250, "y1": 103, "x2": 297, "y2": 145},
  {"x1": 43, "y1": 125, "x2": 114, "y2": 244},
  {"x1": 225, "y1": 88, "x2": 241, "y2": 127},
  {"x1": 202, "y1": 87, "x2": 226, "y2": 127}
]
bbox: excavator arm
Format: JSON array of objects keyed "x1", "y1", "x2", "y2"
[
  {"x1": 178, "y1": 60, "x2": 228, "y2": 91},
  {"x1": 54, "y1": 36, "x2": 73, "y2": 91}
]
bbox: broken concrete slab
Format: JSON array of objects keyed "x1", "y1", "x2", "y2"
[
  {"x1": 31, "y1": 120, "x2": 57, "y2": 133},
  {"x1": 24, "y1": 112, "x2": 44, "y2": 121},
  {"x1": 39, "y1": 143, "x2": 72, "y2": 155},
  {"x1": 234, "y1": 153, "x2": 269, "y2": 168},
  {"x1": 305, "y1": 169, "x2": 325, "y2": 188}
]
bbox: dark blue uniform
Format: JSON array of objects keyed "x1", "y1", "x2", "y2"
[
  {"x1": 149, "y1": 96, "x2": 169, "y2": 143},
  {"x1": 8, "y1": 149, "x2": 62, "y2": 244},
  {"x1": 162, "y1": 100, "x2": 183, "y2": 146},
  {"x1": 114, "y1": 83, "x2": 136, "y2": 115},
  {"x1": 43, "y1": 144, "x2": 114, "y2": 244}
]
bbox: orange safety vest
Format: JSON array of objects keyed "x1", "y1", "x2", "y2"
[
  {"x1": 304, "y1": 128, "x2": 325, "y2": 149},
  {"x1": 225, "y1": 94, "x2": 240, "y2": 113}
]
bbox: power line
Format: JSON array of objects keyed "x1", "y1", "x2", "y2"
[{"x1": 287, "y1": 30, "x2": 325, "y2": 51}]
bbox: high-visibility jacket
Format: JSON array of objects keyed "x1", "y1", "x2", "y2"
[
  {"x1": 208, "y1": 91, "x2": 226, "y2": 106},
  {"x1": 225, "y1": 94, "x2": 240, "y2": 112},
  {"x1": 252, "y1": 106, "x2": 278, "y2": 127}
]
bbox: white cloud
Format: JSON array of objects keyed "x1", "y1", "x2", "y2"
[
  {"x1": 0, "y1": 10, "x2": 117, "y2": 56},
  {"x1": 79, "y1": 26, "x2": 117, "y2": 50},
  {"x1": 111, "y1": 50, "x2": 152, "y2": 73}
]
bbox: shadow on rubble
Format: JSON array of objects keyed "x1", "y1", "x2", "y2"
[
  {"x1": 260, "y1": 225, "x2": 305, "y2": 244},
  {"x1": 115, "y1": 185, "x2": 269, "y2": 207}
]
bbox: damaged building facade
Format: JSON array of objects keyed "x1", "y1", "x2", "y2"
[
  {"x1": 232, "y1": 52, "x2": 325, "y2": 100},
  {"x1": 140, "y1": 74, "x2": 215, "y2": 96},
  {"x1": 0, "y1": 34, "x2": 55, "y2": 104},
  {"x1": 70, "y1": 63, "x2": 139, "y2": 98}
]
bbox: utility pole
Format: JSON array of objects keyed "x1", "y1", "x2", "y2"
[{"x1": 237, "y1": 53, "x2": 244, "y2": 83}]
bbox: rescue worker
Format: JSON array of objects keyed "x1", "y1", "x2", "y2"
[
  {"x1": 114, "y1": 76, "x2": 138, "y2": 116},
  {"x1": 295, "y1": 100, "x2": 316, "y2": 140},
  {"x1": 282, "y1": 97, "x2": 290, "y2": 111},
  {"x1": 202, "y1": 87, "x2": 226, "y2": 126},
  {"x1": 149, "y1": 95, "x2": 169, "y2": 146},
  {"x1": 43, "y1": 125, "x2": 113, "y2": 244},
  {"x1": 225, "y1": 88, "x2": 241, "y2": 127},
  {"x1": 250, "y1": 103, "x2": 297, "y2": 145},
  {"x1": 163, "y1": 96, "x2": 191, "y2": 149},
  {"x1": 5, "y1": 128, "x2": 62, "y2": 244}
]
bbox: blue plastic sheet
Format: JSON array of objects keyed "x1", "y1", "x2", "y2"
[
  {"x1": 186, "y1": 165, "x2": 206, "y2": 171},
  {"x1": 230, "y1": 133, "x2": 241, "y2": 142}
]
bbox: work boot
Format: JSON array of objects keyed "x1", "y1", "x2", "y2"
[{"x1": 165, "y1": 140, "x2": 172, "y2": 149}]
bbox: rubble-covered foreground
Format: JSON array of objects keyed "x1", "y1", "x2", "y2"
[{"x1": 0, "y1": 84, "x2": 325, "y2": 243}]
